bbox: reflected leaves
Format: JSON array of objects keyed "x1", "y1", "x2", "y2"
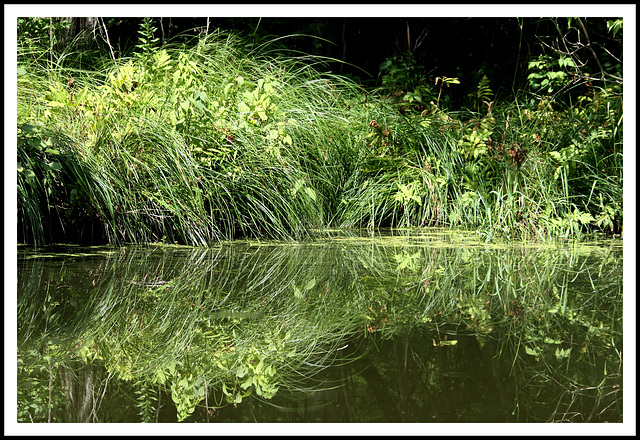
[{"x1": 17, "y1": 232, "x2": 623, "y2": 422}]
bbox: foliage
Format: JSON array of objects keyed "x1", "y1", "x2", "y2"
[
  {"x1": 17, "y1": 17, "x2": 71, "y2": 55},
  {"x1": 17, "y1": 343, "x2": 68, "y2": 423},
  {"x1": 526, "y1": 54, "x2": 575, "y2": 96},
  {"x1": 523, "y1": 17, "x2": 623, "y2": 104},
  {"x1": 16, "y1": 21, "x2": 623, "y2": 245},
  {"x1": 378, "y1": 52, "x2": 437, "y2": 113},
  {"x1": 135, "y1": 18, "x2": 160, "y2": 55},
  {"x1": 468, "y1": 74, "x2": 494, "y2": 113}
]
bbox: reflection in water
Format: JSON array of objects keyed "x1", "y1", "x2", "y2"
[{"x1": 17, "y1": 229, "x2": 623, "y2": 422}]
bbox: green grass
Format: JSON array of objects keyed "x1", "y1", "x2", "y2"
[{"x1": 16, "y1": 28, "x2": 623, "y2": 246}]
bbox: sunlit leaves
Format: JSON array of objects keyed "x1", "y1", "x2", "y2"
[{"x1": 606, "y1": 19, "x2": 623, "y2": 38}]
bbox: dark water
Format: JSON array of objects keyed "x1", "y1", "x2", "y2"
[{"x1": 14, "y1": 229, "x2": 624, "y2": 426}]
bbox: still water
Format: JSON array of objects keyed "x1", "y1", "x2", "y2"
[{"x1": 16, "y1": 229, "x2": 623, "y2": 424}]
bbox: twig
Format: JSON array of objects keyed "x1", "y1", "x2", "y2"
[
  {"x1": 413, "y1": 27, "x2": 428, "y2": 52},
  {"x1": 576, "y1": 18, "x2": 623, "y2": 83},
  {"x1": 99, "y1": 17, "x2": 117, "y2": 63},
  {"x1": 49, "y1": 17, "x2": 54, "y2": 70},
  {"x1": 91, "y1": 371, "x2": 112, "y2": 422},
  {"x1": 48, "y1": 365, "x2": 53, "y2": 422}
]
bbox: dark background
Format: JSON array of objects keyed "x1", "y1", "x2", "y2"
[
  {"x1": 27, "y1": 15, "x2": 622, "y2": 108},
  {"x1": 101, "y1": 17, "x2": 544, "y2": 98},
  {"x1": 96, "y1": 16, "x2": 621, "y2": 103}
]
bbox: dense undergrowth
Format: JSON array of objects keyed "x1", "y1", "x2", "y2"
[{"x1": 16, "y1": 24, "x2": 623, "y2": 246}]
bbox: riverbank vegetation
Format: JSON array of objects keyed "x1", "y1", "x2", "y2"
[{"x1": 16, "y1": 17, "x2": 624, "y2": 246}]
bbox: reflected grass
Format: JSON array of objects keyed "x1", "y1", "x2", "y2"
[{"x1": 17, "y1": 231, "x2": 623, "y2": 422}]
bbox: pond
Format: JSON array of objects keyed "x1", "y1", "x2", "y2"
[{"x1": 13, "y1": 228, "x2": 625, "y2": 431}]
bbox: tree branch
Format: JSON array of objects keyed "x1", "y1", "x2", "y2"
[{"x1": 575, "y1": 18, "x2": 622, "y2": 84}]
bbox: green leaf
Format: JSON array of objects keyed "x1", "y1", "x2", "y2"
[
  {"x1": 235, "y1": 363, "x2": 248, "y2": 378},
  {"x1": 28, "y1": 138, "x2": 43, "y2": 149},
  {"x1": 525, "y1": 346, "x2": 539, "y2": 357},
  {"x1": 238, "y1": 101, "x2": 251, "y2": 113},
  {"x1": 607, "y1": 19, "x2": 623, "y2": 38},
  {"x1": 46, "y1": 100, "x2": 67, "y2": 108},
  {"x1": 19, "y1": 380, "x2": 39, "y2": 389},
  {"x1": 304, "y1": 277, "x2": 317, "y2": 291},
  {"x1": 254, "y1": 359, "x2": 264, "y2": 374},
  {"x1": 439, "y1": 339, "x2": 458, "y2": 346},
  {"x1": 155, "y1": 49, "x2": 172, "y2": 69},
  {"x1": 555, "y1": 347, "x2": 572, "y2": 360},
  {"x1": 240, "y1": 375, "x2": 253, "y2": 390},
  {"x1": 242, "y1": 90, "x2": 255, "y2": 105},
  {"x1": 379, "y1": 59, "x2": 392, "y2": 72}
]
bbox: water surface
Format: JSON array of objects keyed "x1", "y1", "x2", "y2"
[{"x1": 16, "y1": 229, "x2": 623, "y2": 423}]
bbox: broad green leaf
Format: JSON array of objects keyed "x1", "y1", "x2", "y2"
[
  {"x1": 240, "y1": 375, "x2": 253, "y2": 390},
  {"x1": 242, "y1": 90, "x2": 255, "y2": 105},
  {"x1": 379, "y1": 59, "x2": 392, "y2": 72},
  {"x1": 544, "y1": 337, "x2": 562, "y2": 345},
  {"x1": 525, "y1": 346, "x2": 539, "y2": 356},
  {"x1": 28, "y1": 138, "x2": 43, "y2": 148}
]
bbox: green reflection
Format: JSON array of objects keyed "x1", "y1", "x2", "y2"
[{"x1": 17, "y1": 230, "x2": 623, "y2": 422}]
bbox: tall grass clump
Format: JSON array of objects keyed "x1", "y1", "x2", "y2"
[{"x1": 16, "y1": 28, "x2": 382, "y2": 245}]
